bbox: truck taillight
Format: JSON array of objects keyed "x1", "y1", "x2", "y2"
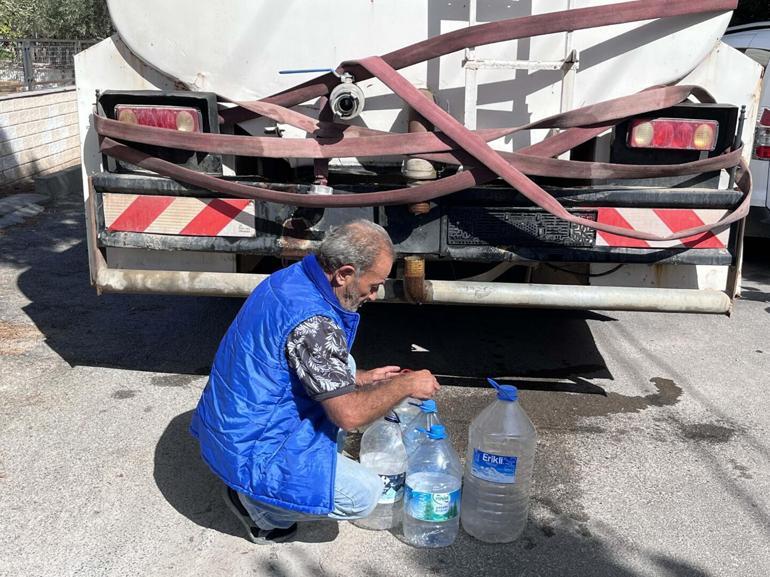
[
  {"x1": 754, "y1": 108, "x2": 770, "y2": 160},
  {"x1": 627, "y1": 118, "x2": 718, "y2": 151},
  {"x1": 114, "y1": 105, "x2": 202, "y2": 132}
]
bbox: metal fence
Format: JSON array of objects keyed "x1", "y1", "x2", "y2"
[{"x1": 0, "y1": 38, "x2": 98, "y2": 93}]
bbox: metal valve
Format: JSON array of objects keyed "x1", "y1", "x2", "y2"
[{"x1": 330, "y1": 72, "x2": 365, "y2": 120}]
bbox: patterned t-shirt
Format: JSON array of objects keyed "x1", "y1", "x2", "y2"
[{"x1": 285, "y1": 315, "x2": 357, "y2": 400}]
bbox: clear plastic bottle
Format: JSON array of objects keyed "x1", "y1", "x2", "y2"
[
  {"x1": 402, "y1": 400, "x2": 442, "y2": 455},
  {"x1": 460, "y1": 381, "x2": 537, "y2": 543},
  {"x1": 353, "y1": 413, "x2": 408, "y2": 530},
  {"x1": 394, "y1": 397, "x2": 422, "y2": 433},
  {"x1": 402, "y1": 424, "x2": 462, "y2": 548}
]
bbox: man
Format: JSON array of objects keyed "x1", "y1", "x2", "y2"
[{"x1": 190, "y1": 219, "x2": 440, "y2": 544}]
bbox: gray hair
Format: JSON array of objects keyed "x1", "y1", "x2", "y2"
[{"x1": 316, "y1": 219, "x2": 395, "y2": 274}]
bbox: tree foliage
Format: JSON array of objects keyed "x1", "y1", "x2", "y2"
[{"x1": 0, "y1": 0, "x2": 112, "y2": 40}]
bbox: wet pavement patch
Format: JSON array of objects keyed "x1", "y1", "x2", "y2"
[
  {"x1": 679, "y1": 423, "x2": 735, "y2": 444},
  {"x1": 112, "y1": 389, "x2": 139, "y2": 399},
  {"x1": 521, "y1": 377, "x2": 683, "y2": 430}
]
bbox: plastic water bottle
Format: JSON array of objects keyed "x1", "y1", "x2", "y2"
[
  {"x1": 354, "y1": 413, "x2": 408, "y2": 530},
  {"x1": 460, "y1": 379, "x2": 537, "y2": 543},
  {"x1": 402, "y1": 424, "x2": 462, "y2": 548},
  {"x1": 394, "y1": 397, "x2": 422, "y2": 433},
  {"x1": 402, "y1": 400, "x2": 441, "y2": 455}
]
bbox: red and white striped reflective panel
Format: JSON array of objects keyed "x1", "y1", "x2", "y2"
[
  {"x1": 103, "y1": 194, "x2": 255, "y2": 237},
  {"x1": 595, "y1": 208, "x2": 730, "y2": 249}
]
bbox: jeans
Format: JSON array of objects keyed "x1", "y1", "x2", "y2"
[{"x1": 238, "y1": 451, "x2": 381, "y2": 530}]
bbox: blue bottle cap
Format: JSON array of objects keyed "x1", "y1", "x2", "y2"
[
  {"x1": 487, "y1": 377, "x2": 518, "y2": 402},
  {"x1": 496, "y1": 385, "x2": 518, "y2": 402},
  {"x1": 428, "y1": 424, "x2": 446, "y2": 439},
  {"x1": 419, "y1": 399, "x2": 437, "y2": 413}
]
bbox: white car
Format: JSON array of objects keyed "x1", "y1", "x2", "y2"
[{"x1": 724, "y1": 22, "x2": 770, "y2": 235}]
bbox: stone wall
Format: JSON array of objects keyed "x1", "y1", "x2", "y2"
[{"x1": 0, "y1": 87, "x2": 79, "y2": 190}]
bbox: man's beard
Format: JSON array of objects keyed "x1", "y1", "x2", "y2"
[{"x1": 341, "y1": 283, "x2": 363, "y2": 312}]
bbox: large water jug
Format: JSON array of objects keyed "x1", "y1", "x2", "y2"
[
  {"x1": 460, "y1": 379, "x2": 537, "y2": 543},
  {"x1": 402, "y1": 400, "x2": 442, "y2": 455},
  {"x1": 402, "y1": 424, "x2": 462, "y2": 548},
  {"x1": 354, "y1": 413, "x2": 408, "y2": 530}
]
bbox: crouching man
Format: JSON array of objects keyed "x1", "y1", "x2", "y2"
[{"x1": 190, "y1": 219, "x2": 440, "y2": 544}]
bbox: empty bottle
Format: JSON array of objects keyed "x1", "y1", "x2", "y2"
[
  {"x1": 354, "y1": 413, "x2": 408, "y2": 530},
  {"x1": 402, "y1": 400, "x2": 442, "y2": 455},
  {"x1": 394, "y1": 397, "x2": 422, "y2": 433},
  {"x1": 402, "y1": 424, "x2": 462, "y2": 548},
  {"x1": 461, "y1": 379, "x2": 537, "y2": 543}
]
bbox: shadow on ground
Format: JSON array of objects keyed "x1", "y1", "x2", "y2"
[
  {"x1": 154, "y1": 411, "x2": 341, "y2": 544},
  {"x1": 251, "y1": 529, "x2": 713, "y2": 577},
  {"x1": 156, "y1": 409, "x2": 712, "y2": 577},
  {"x1": 4, "y1": 204, "x2": 242, "y2": 373},
  {"x1": 4, "y1": 182, "x2": 616, "y2": 383},
  {"x1": 354, "y1": 303, "x2": 614, "y2": 390}
]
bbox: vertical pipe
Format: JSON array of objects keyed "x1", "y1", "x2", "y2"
[
  {"x1": 728, "y1": 105, "x2": 746, "y2": 191},
  {"x1": 403, "y1": 88, "x2": 437, "y2": 215},
  {"x1": 313, "y1": 96, "x2": 332, "y2": 187},
  {"x1": 21, "y1": 40, "x2": 33, "y2": 91},
  {"x1": 464, "y1": 0, "x2": 478, "y2": 131},
  {"x1": 404, "y1": 256, "x2": 427, "y2": 303}
]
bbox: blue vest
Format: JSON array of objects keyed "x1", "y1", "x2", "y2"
[{"x1": 190, "y1": 255, "x2": 360, "y2": 515}]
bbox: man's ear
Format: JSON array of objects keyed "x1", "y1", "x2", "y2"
[{"x1": 332, "y1": 264, "x2": 357, "y2": 286}]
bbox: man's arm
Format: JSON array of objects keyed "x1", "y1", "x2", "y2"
[
  {"x1": 284, "y1": 316, "x2": 439, "y2": 430},
  {"x1": 286, "y1": 316, "x2": 358, "y2": 401},
  {"x1": 321, "y1": 370, "x2": 439, "y2": 431},
  {"x1": 355, "y1": 366, "x2": 401, "y2": 387}
]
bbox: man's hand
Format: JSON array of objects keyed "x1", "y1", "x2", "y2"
[
  {"x1": 401, "y1": 369, "x2": 440, "y2": 400},
  {"x1": 323, "y1": 367, "x2": 440, "y2": 430},
  {"x1": 356, "y1": 366, "x2": 401, "y2": 387}
]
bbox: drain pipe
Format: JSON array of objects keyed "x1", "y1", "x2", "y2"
[{"x1": 403, "y1": 255, "x2": 428, "y2": 303}]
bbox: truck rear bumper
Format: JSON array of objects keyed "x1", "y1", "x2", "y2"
[
  {"x1": 91, "y1": 263, "x2": 732, "y2": 314},
  {"x1": 86, "y1": 175, "x2": 740, "y2": 313},
  {"x1": 91, "y1": 174, "x2": 741, "y2": 266}
]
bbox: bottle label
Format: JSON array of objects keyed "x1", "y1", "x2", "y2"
[
  {"x1": 378, "y1": 472, "x2": 405, "y2": 504},
  {"x1": 404, "y1": 485, "x2": 461, "y2": 522},
  {"x1": 471, "y1": 449, "x2": 518, "y2": 484}
]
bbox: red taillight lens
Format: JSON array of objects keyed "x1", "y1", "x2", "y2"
[
  {"x1": 114, "y1": 105, "x2": 202, "y2": 132},
  {"x1": 755, "y1": 108, "x2": 770, "y2": 160},
  {"x1": 628, "y1": 118, "x2": 718, "y2": 151},
  {"x1": 755, "y1": 128, "x2": 770, "y2": 159}
]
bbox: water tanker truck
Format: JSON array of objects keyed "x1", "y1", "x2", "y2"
[{"x1": 74, "y1": 0, "x2": 763, "y2": 313}]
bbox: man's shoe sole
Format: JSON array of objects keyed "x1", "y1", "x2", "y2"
[
  {"x1": 221, "y1": 485, "x2": 297, "y2": 545},
  {"x1": 222, "y1": 485, "x2": 262, "y2": 544}
]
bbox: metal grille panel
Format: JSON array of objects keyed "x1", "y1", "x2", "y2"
[{"x1": 447, "y1": 207, "x2": 598, "y2": 247}]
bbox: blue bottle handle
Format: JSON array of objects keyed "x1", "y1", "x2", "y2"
[
  {"x1": 488, "y1": 377, "x2": 518, "y2": 401},
  {"x1": 487, "y1": 377, "x2": 500, "y2": 390}
]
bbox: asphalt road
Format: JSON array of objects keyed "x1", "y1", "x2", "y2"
[{"x1": 1, "y1": 187, "x2": 768, "y2": 577}]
